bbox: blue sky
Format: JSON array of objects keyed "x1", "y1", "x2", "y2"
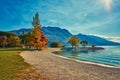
[{"x1": 0, "y1": 0, "x2": 120, "y2": 37}]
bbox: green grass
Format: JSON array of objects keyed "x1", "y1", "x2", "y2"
[{"x1": 0, "y1": 48, "x2": 30, "y2": 80}]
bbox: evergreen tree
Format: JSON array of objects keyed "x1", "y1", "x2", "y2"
[
  {"x1": 32, "y1": 12, "x2": 40, "y2": 28},
  {"x1": 19, "y1": 31, "x2": 25, "y2": 45},
  {"x1": 80, "y1": 40, "x2": 88, "y2": 48},
  {"x1": 50, "y1": 41, "x2": 64, "y2": 48}
]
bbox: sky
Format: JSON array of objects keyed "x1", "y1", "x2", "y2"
[{"x1": 0, "y1": 0, "x2": 120, "y2": 38}]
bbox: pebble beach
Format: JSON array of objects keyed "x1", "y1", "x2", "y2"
[{"x1": 20, "y1": 48, "x2": 120, "y2": 80}]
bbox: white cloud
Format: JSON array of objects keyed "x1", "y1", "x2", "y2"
[
  {"x1": 1, "y1": 0, "x2": 119, "y2": 38},
  {"x1": 89, "y1": 34, "x2": 120, "y2": 43}
]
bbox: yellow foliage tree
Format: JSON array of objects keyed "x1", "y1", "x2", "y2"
[
  {"x1": 26, "y1": 12, "x2": 47, "y2": 50},
  {"x1": 68, "y1": 35, "x2": 79, "y2": 48},
  {"x1": 9, "y1": 36, "x2": 21, "y2": 47},
  {"x1": 0, "y1": 36, "x2": 7, "y2": 47}
]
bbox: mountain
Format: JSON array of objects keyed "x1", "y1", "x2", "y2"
[
  {"x1": 42, "y1": 27, "x2": 72, "y2": 44},
  {"x1": 77, "y1": 34, "x2": 120, "y2": 46},
  {"x1": 9, "y1": 27, "x2": 72, "y2": 45},
  {"x1": 9, "y1": 26, "x2": 120, "y2": 46},
  {"x1": 10, "y1": 28, "x2": 30, "y2": 35}
]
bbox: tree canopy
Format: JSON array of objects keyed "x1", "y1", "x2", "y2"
[
  {"x1": 24, "y1": 12, "x2": 48, "y2": 50},
  {"x1": 68, "y1": 35, "x2": 79, "y2": 47},
  {"x1": 50, "y1": 41, "x2": 64, "y2": 48},
  {"x1": 80, "y1": 40, "x2": 88, "y2": 48},
  {"x1": 0, "y1": 31, "x2": 21, "y2": 47}
]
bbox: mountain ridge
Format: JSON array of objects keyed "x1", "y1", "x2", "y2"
[{"x1": 9, "y1": 26, "x2": 120, "y2": 46}]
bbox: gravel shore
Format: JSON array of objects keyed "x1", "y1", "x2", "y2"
[{"x1": 20, "y1": 48, "x2": 120, "y2": 80}]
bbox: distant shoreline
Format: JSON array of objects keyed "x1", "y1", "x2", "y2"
[{"x1": 61, "y1": 46, "x2": 105, "y2": 51}]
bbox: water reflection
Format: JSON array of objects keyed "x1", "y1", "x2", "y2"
[
  {"x1": 71, "y1": 51, "x2": 79, "y2": 58},
  {"x1": 60, "y1": 46, "x2": 120, "y2": 67}
]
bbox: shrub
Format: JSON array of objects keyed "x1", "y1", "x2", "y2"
[{"x1": 50, "y1": 41, "x2": 64, "y2": 48}]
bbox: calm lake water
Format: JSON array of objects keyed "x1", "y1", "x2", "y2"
[{"x1": 59, "y1": 46, "x2": 120, "y2": 67}]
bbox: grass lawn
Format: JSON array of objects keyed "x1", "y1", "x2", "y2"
[{"x1": 0, "y1": 48, "x2": 30, "y2": 80}]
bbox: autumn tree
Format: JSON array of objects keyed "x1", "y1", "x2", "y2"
[
  {"x1": 9, "y1": 36, "x2": 21, "y2": 47},
  {"x1": 26, "y1": 12, "x2": 47, "y2": 50},
  {"x1": 0, "y1": 36, "x2": 7, "y2": 47},
  {"x1": 68, "y1": 35, "x2": 79, "y2": 48},
  {"x1": 0, "y1": 31, "x2": 21, "y2": 47}
]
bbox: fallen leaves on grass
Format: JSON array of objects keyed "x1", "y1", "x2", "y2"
[{"x1": 14, "y1": 67, "x2": 53, "y2": 80}]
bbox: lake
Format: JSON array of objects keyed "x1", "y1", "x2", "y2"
[{"x1": 58, "y1": 46, "x2": 120, "y2": 67}]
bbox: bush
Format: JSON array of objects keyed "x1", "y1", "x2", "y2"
[{"x1": 50, "y1": 41, "x2": 64, "y2": 48}]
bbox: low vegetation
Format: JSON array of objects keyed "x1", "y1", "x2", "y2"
[
  {"x1": 14, "y1": 67, "x2": 53, "y2": 80},
  {"x1": 0, "y1": 48, "x2": 30, "y2": 80},
  {"x1": 50, "y1": 41, "x2": 64, "y2": 48},
  {"x1": 0, "y1": 48, "x2": 53, "y2": 80}
]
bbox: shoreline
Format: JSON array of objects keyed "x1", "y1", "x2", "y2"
[
  {"x1": 20, "y1": 48, "x2": 120, "y2": 80},
  {"x1": 52, "y1": 53, "x2": 120, "y2": 69},
  {"x1": 52, "y1": 48, "x2": 120, "y2": 69},
  {"x1": 61, "y1": 46, "x2": 105, "y2": 51}
]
